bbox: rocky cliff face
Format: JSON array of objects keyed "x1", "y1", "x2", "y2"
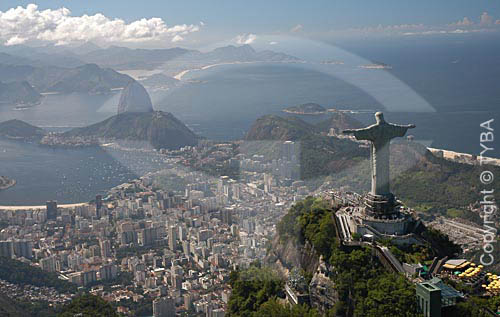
[
  {"x1": 117, "y1": 81, "x2": 154, "y2": 114},
  {"x1": 265, "y1": 235, "x2": 339, "y2": 312},
  {"x1": 265, "y1": 235, "x2": 319, "y2": 276},
  {"x1": 309, "y1": 256, "x2": 339, "y2": 314}
]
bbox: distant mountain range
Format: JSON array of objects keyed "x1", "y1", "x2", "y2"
[
  {"x1": 0, "y1": 43, "x2": 300, "y2": 71},
  {"x1": 79, "y1": 44, "x2": 301, "y2": 70},
  {"x1": 0, "y1": 63, "x2": 132, "y2": 95},
  {"x1": 44, "y1": 63, "x2": 132, "y2": 94},
  {"x1": 0, "y1": 43, "x2": 300, "y2": 104},
  {"x1": 0, "y1": 44, "x2": 88, "y2": 68}
]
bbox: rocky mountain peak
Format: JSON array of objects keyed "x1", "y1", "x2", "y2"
[{"x1": 117, "y1": 80, "x2": 154, "y2": 114}]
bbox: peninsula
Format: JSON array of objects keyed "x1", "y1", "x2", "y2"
[{"x1": 39, "y1": 81, "x2": 198, "y2": 150}]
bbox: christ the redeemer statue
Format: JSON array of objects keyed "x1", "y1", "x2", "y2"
[{"x1": 343, "y1": 112, "x2": 415, "y2": 198}]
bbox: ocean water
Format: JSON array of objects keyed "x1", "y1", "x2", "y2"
[
  {"x1": 0, "y1": 139, "x2": 167, "y2": 205},
  {"x1": 156, "y1": 62, "x2": 499, "y2": 156},
  {"x1": 0, "y1": 37, "x2": 499, "y2": 204}
]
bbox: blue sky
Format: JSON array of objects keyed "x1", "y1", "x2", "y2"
[
  {"x1": 1, "y1": 1, "x2": 499, "y2": 48},
  {"x1": 2, "y1": 0, "x2": 499, "y2": 27}
]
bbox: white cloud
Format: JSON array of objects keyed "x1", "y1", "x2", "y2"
[
  {"x1": 450, "y1": 17, "x2": 474, "y2": 27},
  {"x1": 171, "y1": 35, "x2": 184, "y2": 43},
  {"x1": 290, "y1": 24, "x2": 303, "y2": 32},
  {"x1": 330, "y1": 23, "x2": 427, "y2": 37},
  {"x1": 0, "y1": 4, "x2": 201, "y2": 46},
  {"x1": 449, "y1": 29, "x2": 469, "y2": 34},
  {"x1": 327, "y1": 16, "x2": 500, "y2": 38},
  {"x1": 449, "y1": 12, "x2": 494, "y2": 28},
  {"x1": 235, "y1": 33, "x2": 257, "y2": 45},
  {"x1": 480, "y1": 12, "x2": 493, "y2": 26}
]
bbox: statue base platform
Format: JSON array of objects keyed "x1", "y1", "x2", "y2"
[
  {"x1": 332, "y1": 190, "x2": 424, "y2": 246},
  {"x1": 363, "y1": 193, "x2": 401, "y2": 217}
]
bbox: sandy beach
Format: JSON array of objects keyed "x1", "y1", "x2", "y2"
[{"x1": 173, "y1": 61, "x2": 261, "y2": 80}]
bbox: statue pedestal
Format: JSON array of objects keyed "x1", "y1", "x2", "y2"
[{"x1": 363, "y1": 193, "x2": 400, "y2": 217}]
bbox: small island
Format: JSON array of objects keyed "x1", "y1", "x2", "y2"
[
  {"x1": 320, "y1": 60, "x2": 344, "y2": 65},
  {"x1": 0, "y1": 176, "x2": 16, "y2": 190},
  {"x1": 282, "y1": 102, "x2": 327, "y2": 115},
  {"x1": 359, "y1": 61, "x2": 392, "y2": 69}
]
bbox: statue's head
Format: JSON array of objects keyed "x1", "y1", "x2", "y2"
[{"x1": 375, "y1": 112, "x2": 385, "y2": 124}]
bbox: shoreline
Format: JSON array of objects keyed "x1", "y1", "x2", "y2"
[
  {"x1": 427, "y1": 147, "x2": 500, "y2": 166},
  {"x1": 173, "y1": 62, "x2": 244, "y2": 80},
  {"x1": 173, "y1": 61, "x2": 286, "y2": 80},
  {"x1": 0, "y1": 202, "x2": 89, "y2": 211}
]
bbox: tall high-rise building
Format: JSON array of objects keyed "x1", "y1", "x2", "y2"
[
  {"x1": 99, "y1": 263, "x2": 118, "y2": 280},
  {"x1": 153, "y1": 296, "x2": 175, "y2": 317},
  {"x1": 46, "y1": 201, "x2": 58, "y2": 220},
  {"x1": 95, "y1": 195, "x2": 103, "y2": 215},
  {"x1": 139, "y1": 227, "x2": 157, "y2": 247},
  {"x1": 168, "y1": 226, "x2": 177, "y2": 251},
  {"x1": 40, "y1": 255, "x2": 57, "y2": 272},
  {"x1": 178, "y1": 226, "x2": 187, "y2": 241},
  {"x1": 99, "y1": 239, "x2": 112, "y2": 258},
  {"x1": 281, "y1": 141, "x2": 296, "y2": 162},
  {"x1": 232, "y1": 183, "x2": 240, "y2": 200},
  {"x1": 82, "y1": 270, "x2": 97, "y2": 286},
  {"x1": 221, "y1": 208, "x2": 233, "y2": 225},
  {"x1": 264, "y1": 174, "x2": 273, "y2": 193},
  {"x1": 182, "y1": 240, "x2": 190, "y2": 257},
  {"x1": 13, "y1": 240, "x2": 33, "y2": 259},
  {"x1": 0, "y1": 241, "x2": 13, "y2": 258}
]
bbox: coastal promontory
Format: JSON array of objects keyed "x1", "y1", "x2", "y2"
[
  {"x1": 53, "y1": 111, "x2": 199, "y2": 150},
  {"x1": 0, "y1": 81, "x2": 41, "y2": 106}
]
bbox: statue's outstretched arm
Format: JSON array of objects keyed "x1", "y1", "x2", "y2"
[
  {"x1": 342, "y1": 127, "x2": 374, "y2": 141},
  {"x1": 389, "y1": 124, "x2": 416, "y2": 137},
  {"x1": 343, "y1": 128, "x2": 362, "y2": 133}
]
